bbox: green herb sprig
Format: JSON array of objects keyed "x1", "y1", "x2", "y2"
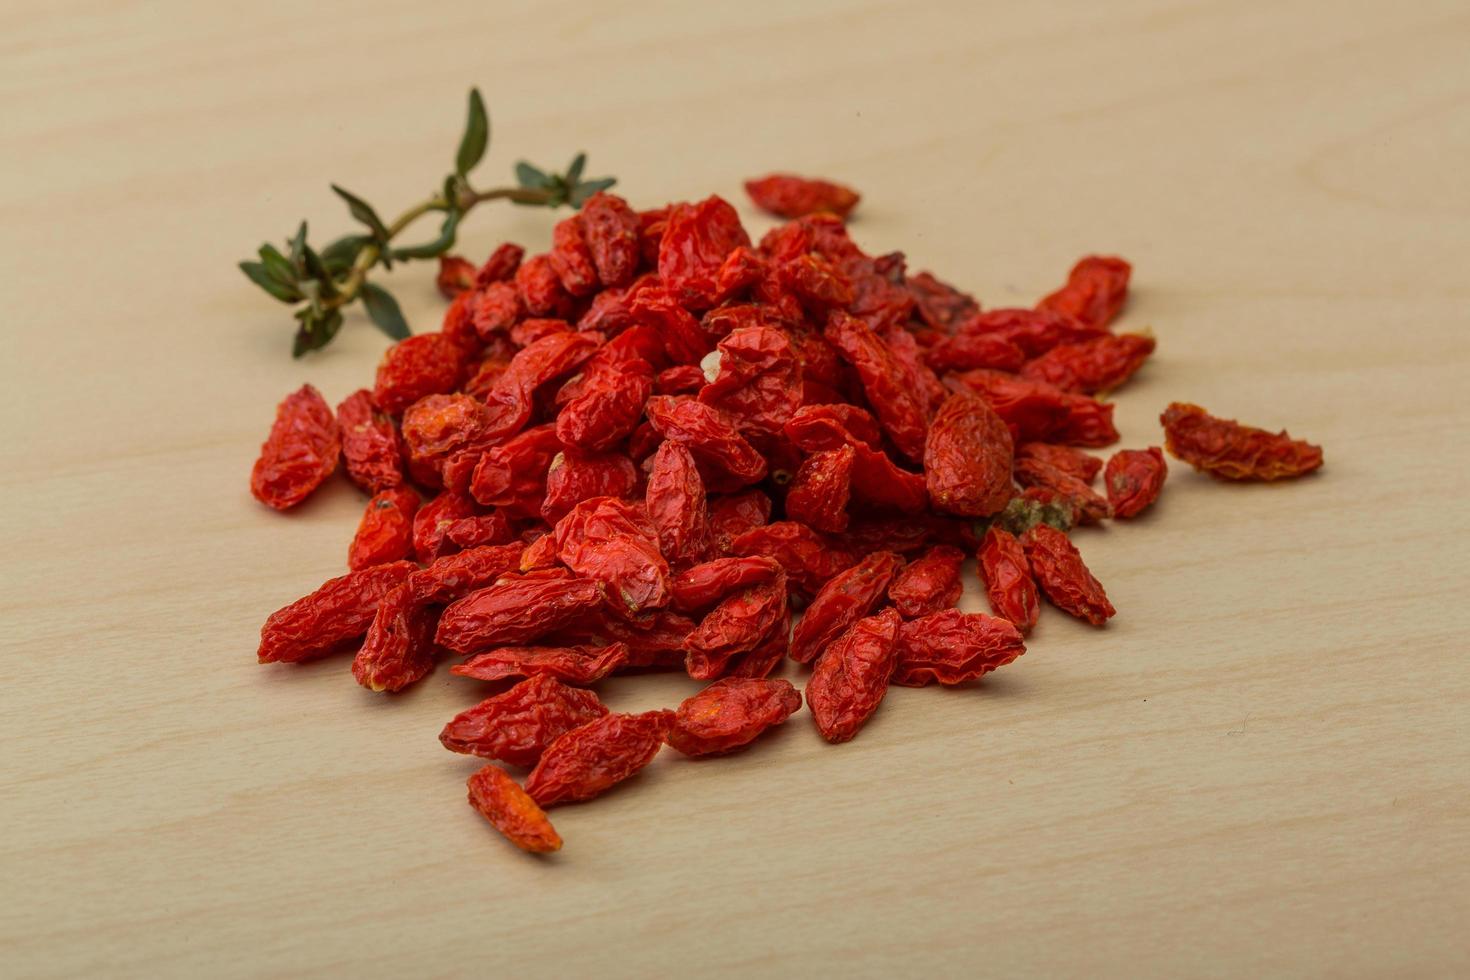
[{"x1": 239, "y1": 89, "x2": 616, "y2": 356}]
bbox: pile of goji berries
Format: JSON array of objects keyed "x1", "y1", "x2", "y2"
[{"x1": 252, "y1": 173, "x2": 1324, "y2": 854}]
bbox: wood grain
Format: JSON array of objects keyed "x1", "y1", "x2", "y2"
[{"x1": 2, "y1": 1, "x2": 1468, "y2": 976}]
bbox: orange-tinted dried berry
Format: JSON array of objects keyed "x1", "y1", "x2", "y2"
[
  {"x1": 645, "y1": 441, "x2": 709, "y2": 563},
  {"x1": 525, "y1": 710, "x2": 674, "y2": 807},
  {"x1": 257, "y1": 561, "x2": 416, "y2": 664},
  {"x1": 670, "y1": 556, "x2": 783, "y2": 613},
  {"x1": 412, "y1": 490, "x2": 477, "y2": 563},
  {"x1": 549, "y1": 215, "x2": 599, "y2": 297},
  {"x1": 347, "y1": 487, "x2": 420, "y2": 570},
  {"x1": 441, "y1": 674, "x2": 609, "y2": 768},
  {"x1": 516, "y1": 253, "x2": 576, "y2": 318},
  {"x1": 553, "y1": 496, "x2": 670, "y2": 616},
  {"x1": 666, "y1": 677, "x2": 803, "y2": 757},
  {"x1": 444, "y1": 512, "x2": 516, "y2": 550},
  {"x1": 579, "y1": 191, "x2": 641, "y2": 288},
  {"x1": 472, "y1": 280, "x2": 523, "y2": 338},
  {"x1": 1021, "y1": 524, "x2": 1115, "y2": 626},
  {"x1": 658, "y1": 195, "x2": 752, "y2": 311},
  {"x1": 1160, "y1": 402, "x2": 1323, "y2": 481},
  {"x1": 683, "y1": 575, "x2": 788, "y2": 680},
  {"x1": 542, "y1": 450, "x2": 639, "y2": 525},
  {"x1": 466, "y1": 764, "x2": 562, "y2": 853},
  {"x1": 825, "y1": 311, "x2": 929, "y2": 462},
  {"x1": 806, "y1": 607, "x2": 901, "y2": 744},
  {"x1": 1105, "y1": 447, "x2": 1168, "y2": 518},
  {"x1": 785, "y1": 444, "x2": 855, "y2": 534},
  {"x1": 351, "y1": 583, "x2": 439, "y2": 693},
  {"x1": 250, "y1": 384, "x2": 340, "y2": 510},
  {"x1": 401, "y1": 393, "x2": 491, "y2": 488},
  {"x1": 729, "y1": 520, "x2": 855, "y2": 599},
  {"x1": 744, "y1": 174, "x2": 860, "y2": 219},
  {"x1": 977, "y1": 526, "x2": 1039, "y2": 632},
  {"x1": 406, "y1": 542, "x2": 526, "y2": 605},
  {"x1": 892, "y1": 609, "x2": 1025, "y2": 686}
]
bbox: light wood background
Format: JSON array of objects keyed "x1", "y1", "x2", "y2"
[{"x1": 3, "y1": 1, "x2": 1468, "y2": 976}]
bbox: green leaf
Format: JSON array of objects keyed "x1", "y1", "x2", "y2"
[
  {"x1": 288, "y1": 221, "x2": 309, "y2": 272},
  {"x1": 291, "y1": 307, "x2": 344, "y2": 358},
  {"x1": 390, "y1": 209, "x2": 460, "y2": 260},
  {"x1": 320, "y1": 234, "x2": 369, "y2": 275},
  {"x1": 331, "y1": 184, "x2": 391, "y2": 244},
  {"x1": 257, "y1": 243, "x2": 297, "y2": 285},
  {"x1": 455, "y1": 88, "x2": 489, "y2": 178},
  {"x1": 564, "y1": 152, "x2": 586, "y2": 187},
  {"x1": 361, "y1": 283, "x2": 412, "y2": 340},
  {"x1": 515, "y1": 161, "x2": 551, "y2": 189},
  {"x1": 569, "y1": 176, "x2": 617, "y2": 208},
  {"x1": 239, "y1": 260, "x2": 303, "y2": 303}
]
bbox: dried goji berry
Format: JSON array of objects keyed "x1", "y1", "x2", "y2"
[
  {"x1": 469, "y1": 424, "x2": 562, "y2": 510},
  {"x1": 373, "y1": 333, "x2": 465, "y2": 416},
  {"x1": 1160, "y1": 403, "x2": 1323, "y2": 481},
  {"x1": 698, "y1": 326, "x2": 802, "y2": 435},
  {"x1": 783, "y1": 403, "x2": 884, "y2": 453},
  {"x1": 825, "y1": 311, "x2": 930, "y2": 461},
  {"x1": 1016, "y1": 443, "x2": 1102, "y2": 484},
  {"x1": 336, "y1": 389, "x2": 404, "y2": 494},
  {"x1": 515, "y1": 253, "x2": 576, "y2": 318},
  {"x1": 406, "y1": 542, "x2": 526, "y2": 605},
  {"x1": 472, "y1": 280, "x2": 523, "y2": 338},
  {"x1": 1021, "y1": 524, "x2": 1115, "y2": 626},
  {"x1": 412, "y1": 490, "x2": 477, "y2": 563},
  {"x1": 629, "y1": 284, "x2": 712, "y2": 365},
  {"x1": 645, "y1": 395, "x2": 767, "y2": 491},
  {"x1": 401, "y1": 393, "x2": 491, "y2": 487},
  {"x1": 789, "y1": 551, "x2": 903, "y2": 664},
  {"x1": 444, "y1": 512, "x2": 516, "y2": 550},
  {"x1": 436, "y1": 575, "x2": 605, "y2": 653},
  {"x1": 579, "y1": 191, "x2": 641, "y2": 288},
  {"x1": 887, "y1": 544, "x2": 965, "y2": 618},
  {"x1": 481, "y1": 332, "x2": 599, "y2": 441},
  {"x1": 440, "y1": 674, "x2": 609, "y2": 768},
  {"x1": 666, "y1": 677, "x2": 803, "y2": 757},
  {"x1": 452, "y1": 642, "x2": 630, "y2": 686},
  {"x1": 659, "y1": 196, "x2": 752, "y2": 311},
  {"x1": 466, "y1": 764, "x2": 562, "y2": 853},
  {"x1": 348, "y1": 487, "x2": 420, "y2": 570},
  {"x1": 250, "y1": 384, "x2": 340, "y2": 510},
  {"x1": 1021, "y1": 333, "x2": 1155, "y2": 395},
  {"x1": 882, "y1": 325, "x2": 948, "y2": 413},
  {"x1": 906, "y1": 269, "x2": 979, "y2": 332},
  {"x1": 351, "y1": 582, "x2": 440, "y2": 693},
  {"x1": 924, "y1": 330, "x2": 1026, "y2": 375},
  {"x1": 683, "y1": 574, "x2": 788, "y2": 680},
  {"x1": 475, "y1": 242, "x2": 525, "y2": 286},
  {"x1": 1037, "y1": 255, "x2": 1131, "y2": 331},
  {"x1": 654, "y1": 364, "x2": 708, "y2": 395},
  {"x1": 670, "y1": 556, "x2": 782, "y2": 613},
  {"x1": 555, "y1": 355, "x2": 653, "y2": 452},
  {"x1": 549, "y1": 215, "x2": 599, "y2": 297},
  {"x1": 437, "y1": 254, "x2": 477, "y2": 297},
  {"x1": 923, "y1": 392, "x2": 1013, "y2": 517},
  {"x1": 541, "y1": 450, "x2": 638, "y2": 524},
  {"x1": 730, "y1": 520, "x2": 855, "y2": 598},
  {"x1": 553, "y1": 497, "x2": 670, "y2": 616},
  {"x1": 744, "y1": 174, "x2": 860, "y2": 220},
  {"x1": 525, "y1": 710, "x2": 674, "y2": 807},
  {"x1": 1105, "y1": 447, "x2": 1167, "y2": 518},
  {"x1": 958, "y1": 308, "x2": 1106, "y2": 358},
  {"x1": 805, "y1": 607, "x2": 901, "y2": 744},
  {"x1": 1013, "y1": 457, "x2": 1112, "y2": 524},
  {"x1": 257, "y1": 561, "x2": 416, "y2": 664},
  {"x1": 977, "y1": 526, "x2": 1040, "y2": 632},
  {"x1": 644, "y1": 441, "x2": 709, "y2": 563},
  {"x1": 706, "y1": 490, "x2": 772, "y2": 556},
  {"x1": 510, "y1": 317, "x2": 573, "y2": 348},
  {"x1": 891, "y1": 609, "x2": 1025, "y2": 686},
  {"x1": 948, "y1": 369, "x2": 1118, "y2": 447},
  {"x1": 784, "y1": 444, "x2": 854, "y2": 534}
]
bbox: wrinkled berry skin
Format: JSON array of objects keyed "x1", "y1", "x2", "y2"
[
  {"x1": 466, "y1": 764, "x2": 562, "y2": 853},
  {"x1": 806, "y1": 608, "x2": 902, "y2": 744},
  {"x1": 744, "y1": 174, "x2": 860, "y2": 219},
  {"x1": 924, "y1": 392, "x2": 1014, "y2": 518},
  {"x1": 1021, "y1": 524, "x2": 1115, "y2": 626},
  {"x1": 666, "y1": 678, "x2": 803, "y2": 757},
  {"x1": 348, "y1": 487, "x2": 420, "y2": 570},
  {"x1": 373, "y1": 334, "x2": 465, "y2": 416},
  {"x1": 524, "y1": 710, "x2": 674, "y2": 807},
  {"x1": 892, "y1": 610, "x2": 1025, "y2": 686},
  {"x1": 1037, "y1": 255, "x2": 1131, "y2": 330},
  {"x1": 251, "y1": 384, "x2": 340, "y2": 510},
  {"x1": 1161, "y1": 403, "x2": 1323, "y2": 481},
  {"x1": 336, "y1": 389, "x2": 404, "y2": 493},
  {"x1": 887, "y1": 545, "x2": 964, "y2": 619},
  {"x1": 1105, "y1": 447, "x2": 1168, "y2": 518},
  {"x1": 257, "y1": 561, "x2": 416, "y2": 664},
  {"x1": 441, "y1": 674, "x2": 609, "y2": 768},
  {"x1": 978, "y1": 527, "x2": 1040, "y2": 632}
]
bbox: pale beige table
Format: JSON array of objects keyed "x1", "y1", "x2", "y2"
[{"x1": 3, "y1": 1, "x2": 1467, "y2": 976}]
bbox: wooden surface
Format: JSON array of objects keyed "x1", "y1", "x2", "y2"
[{"x1": 3, "y1": 1, "x2": 1468, "y2": 976}]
